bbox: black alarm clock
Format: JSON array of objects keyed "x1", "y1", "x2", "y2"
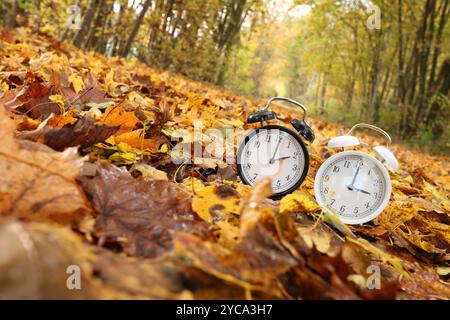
[{"x1": 236, "y1": 97, "x2": 315, "y2": 197}]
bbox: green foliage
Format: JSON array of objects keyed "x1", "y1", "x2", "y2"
[{"x1": 408, "y1": 125, "x2": 450, "y2": 155}]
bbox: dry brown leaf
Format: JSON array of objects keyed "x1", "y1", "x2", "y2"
[
  {"x1": 18, "y1": 115, "x2": 118, "y2": 151},
  {"x1": 80, "y1": 162, "x2": 212, "y2": 258},
  {"x1": 0, "y1": 106, "x2": 90, "y2": 223}
]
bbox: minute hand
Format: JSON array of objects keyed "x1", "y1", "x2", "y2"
[
  {"x1": 347, "y1": 162, "x2": 362, "y2": 190},
  {"x1": 269, "y1": 139, "x2": 282, "y2": 164}
]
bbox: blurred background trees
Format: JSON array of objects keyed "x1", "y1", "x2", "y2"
[{"x1": 0, "y1": 0, "x2": 448, "y2": 154}]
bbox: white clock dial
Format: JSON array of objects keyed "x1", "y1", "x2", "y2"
[
  {"x1": 314, "y1": 151, "x2": 391, "y2": 224},
  {"x1": 237, "y1": 126, "x2": 308, "y2": 195}
]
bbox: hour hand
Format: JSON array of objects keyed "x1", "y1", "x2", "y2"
[
  {"x1": 354, "y1": 188, "x2": 371, "y2": 195},
  {"x1": 347, "y1": 186, "x2": 371, "y2": 195},
  {"x1": 272, "y1": 156, "x2": 291, "y2": 162}
]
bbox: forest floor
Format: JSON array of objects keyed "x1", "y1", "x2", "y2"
[{"x1": 0, "y1": 27, "x2": 449, "y2": 299}]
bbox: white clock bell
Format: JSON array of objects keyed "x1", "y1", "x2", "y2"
[{"x1": 314, "y1": 123, "x2": 399, "y2": 225}]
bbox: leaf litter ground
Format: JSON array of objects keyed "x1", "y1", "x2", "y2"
[{"x1": 0, "y1": 27, "x2": 449, "y2": 299}]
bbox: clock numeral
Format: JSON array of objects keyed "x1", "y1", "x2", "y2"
[
  {"x1": 253, "y1": 173, "x2": 258, "y2": 180},
  {"x1": 324, "y1": 175, "x2": 330, "y2": 181},
  {"x1": 333, "y1": 166, "x2": 340, "y2": 173},
  {"x1": 245, "y1": 150, "x2": 251, "y2": 157},
  {"x1": 340, "y1": 205, "x2": 346, "y2": 212},
  {"x1": 265, "y1": 135, "x2": 271, "y2": 143},
  {"x1": 276, "y1": 180, "x2": 281, "y2": 187},
  {"x1": 324, "y1": 187, "x2": 329, "y2": 194},
  {"x1": 293, "y1": 164, "x2": 298, "y2": 171},
  {"x1": 286, "y1": 175, "x2": 290, "y2": 181},
  {"x1": 373, "y1": 192, "x2": 378, "y2": 199},
  {"x1": 368, "y1": 169, "x2": 371, "y2": 176},
  {"x1": 353, "y1": 207, "x2": 359, "y2": 214},
  {"x1": 365, "y1": 202, "x2": 370, "y2": 209},
  {"x1": 254, "y1": 141, "x2": 260, "y2": 148},
  {"x1": 344, "y1": 161, "x2": 350, "y2": 168},
  {"x1": 287, "y1": 141, "x2": 291, "y2": 148},
  {"x1": 330, "y1": 198, "x2": 336, "y2": 205},
  {"x1": 245, "y1": 163, "x2": 251, "y2": 169},
  {"x1": 293, "y1": 152, "x2": 298, "y2": 159}
]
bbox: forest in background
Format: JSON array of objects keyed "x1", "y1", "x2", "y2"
[{"x1": 1, "y1": 0, "x2": 449, "y2": 154}]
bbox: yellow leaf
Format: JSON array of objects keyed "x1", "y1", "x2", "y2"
[
  {"x1": 424, "y1": 181, "x2": 450, "y2": 211},
  {"x1": 297, "y1": 227, "x2": 332, "y2": 253},
  {"x1": 347, "y1": 274, "x2": 367, "y2": 289},
  {"x1": 1, "y1": 82, "x2": 8, "y2": 92},
  {"x1": 280, "y1": 191, "x2": 320, "y2": 214},
  {"x1": 132, "y1": 163, "x2": 168, "y2": 180},
  {"x1": 49, "y1": 94, "x2": 65, "y2": 113},
  {"x1": 159, "y1": 143, "x2": 169, "y2": 153},
  {"x1": 109, "y1": 151, "x2": 139, "y2": 164},
  {"x1": 69, "y1": 73, "x2": 85, "y2": 94},
  {"x1": 98, "y1": 106, "x2": 141, "y2": 134},
  {"x1": 114, "y1": 129, "x2": 160, "y2": 151},
  {"x1": 104, "y1": 136, "x2": 116, "y2": 145},
  {"x1": 436, "y1": 267, "x2": 450, "y2": 276},
  {"x1": 180, "y1": 177, "x2": 206, "y2": 194},
  {"x1": 192, "y1": 185, "x2": 241, "y2": 223}
]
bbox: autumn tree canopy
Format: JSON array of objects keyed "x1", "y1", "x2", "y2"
[{"x1": 1, "y1": 0, "x2": 448, "y2": 153}]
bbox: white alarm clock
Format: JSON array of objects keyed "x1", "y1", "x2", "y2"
[
  {"x1": 314, "y1": 124, "x2": 399, "y2": 224},
  {"x1": 237, "y1": 97, "x2": 315, "y2": 198}
]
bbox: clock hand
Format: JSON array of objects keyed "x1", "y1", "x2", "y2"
[
  {"x1": 347, "y1": 161, "x2": 362, "y2": 191},
  {"x1": 269, "y1": 138, "x2": 282, "y2": 164},
  {"x1": 353, "y1": 187, "x2": 371, "y2": 195},
  {"x1": 272, "y1": 156, "x2": 291, "y2": 162}
]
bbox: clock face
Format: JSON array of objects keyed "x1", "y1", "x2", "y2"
[
  {"x1": 237, "y1": 125, "x2": 309, "y2": 196},
  {"x1": 314, "y1": 151, "x2": 391, "y2": 224}
]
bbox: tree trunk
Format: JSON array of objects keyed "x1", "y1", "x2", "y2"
[
  {"x1": 83, "y1": 0, "x2": 107, "y2": 50},
  {"x1": 72, "y1": 0, "x2": 102, "y2": 48},
  {"x1": 320, "y1": 71, "x2": 329, "y2": 116},
  {"x1": 122, "y1": 0, "x2": 152, "y2": 57},
  {"x1": 414, "y1": 0, "x2": 436, "y2": 123},
  {"x1": 425, "y1": 58, "x2": 450, "y2": 138},
  {"x1": 428, "y1": 0, "x2": 449, "y2": 93}
]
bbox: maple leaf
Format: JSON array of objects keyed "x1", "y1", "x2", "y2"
[
  {"x1": 192, "y1": 184, "x2": 241, "y2": 223},
  {"x1": 0, "y1": 82, "x2": 60, "y2": 119},
  {"x1": 80, "y1": 163, "x2": 212, "y2": 258},
  {"x1": 0, "y1": 106, "x2": 91, "y2": 224},
  {"x1": 97, "y1": 105, "x2": 141, "y2": 134},
  {"x1": 18, "y1": 115, "x2": 119, "y2": 151}
]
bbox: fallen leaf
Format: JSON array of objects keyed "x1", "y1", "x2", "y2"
[
  {"x1": 80, "y1": 162, "x2": 212, "y2": 258},
  {"x1": 18, "y1": 116, "x2": 119, "y2": 151},
  {"x1": 113, "y1": 129, "x2": 161, "y2": 151},
  {"x1": 192, "y1": 184, "x2": 241, "y2": 223},
  {"x1": 280, "y1": 191, "x2": 320, "y2": 214},
  {"x1": 98, "y1": 105, "x2": 141, "y2": 135},
  {"x1": 0, "y1": 106, "x2": 90, "y2": 223}
]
